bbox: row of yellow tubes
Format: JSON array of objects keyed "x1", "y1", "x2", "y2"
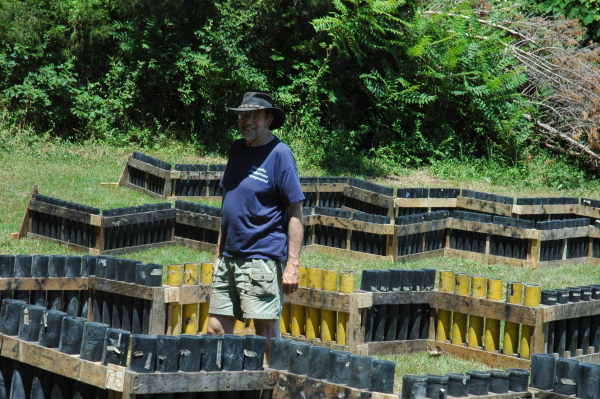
[
  {"x1": 436, "y1": 271, "x2": 541, "y2": 359},
  {"x1": 164, "y1": 263, "x2": 357, "y2": 345},
  {"x1": 279, "y1": 266, "x2": 356, "y2": 346}
]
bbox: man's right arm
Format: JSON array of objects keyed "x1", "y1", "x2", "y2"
[{"x1": 213, "y1": 228, "x2": 222, "y2": 269}]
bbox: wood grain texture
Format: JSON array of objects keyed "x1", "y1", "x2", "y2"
[
  {"x1": 0, "y1": 277, "x2": 87, "y2": 291},
  {"x1": 175, "y1": 211, "x2": 220, "y2": 230},
  {"x1": 456, "y1": 197, "x2": 512, "y2": 216},
  {"x1": 366, "y1": 339, "x2": 429, "y2": 357},
  {"x1": 427, "y1": 340, "x2": 532, "y2": 369}
]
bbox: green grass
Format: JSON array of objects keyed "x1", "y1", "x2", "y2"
[{"x1": 2, "y1": 130, "x2": 600, "y2": 390}]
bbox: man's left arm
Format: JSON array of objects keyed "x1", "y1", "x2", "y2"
[{"x1": 282, "y1": 201, "x2": 302, "y2": 294}]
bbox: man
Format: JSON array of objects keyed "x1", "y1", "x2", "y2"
[{"x1": 207, "y1": 92, "x2": 304, "y2": 360}]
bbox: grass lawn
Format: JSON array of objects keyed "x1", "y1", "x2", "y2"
[{"x1": 1, "y1": 132, "x2": 600, "y2": 393}]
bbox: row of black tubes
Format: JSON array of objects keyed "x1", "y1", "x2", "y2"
[
  {"x1": 0, "y1": 255, "x2": 95, "y2": 317},
  {"x1": 269, "y1": 338, "x2": 395, "y2": 394},
  {"x1": 401, "y1": 368, "x2": 530, "y2": 399},
  {"x1": 103, "y1": 203, "x2": 174, "y2": 250},
  {"x1": 539, "y1": 237, "x2": 590, "y2": 262},
  {"x1": 541, "y1": 286, "x2": 600, "y2": 358},
  {"x1": 30, "y1": 210, "x2": 96, "y2": 248},
  {"x1": 0, "y1": 358, "x2": 107, "y2": 399},
  {"x1": 0, "y1": 298, "x2": 266, "y2": 399},
  {"x1": 361, "y1": 268, "x2": 436, "y2": 343},
  {"x1": 529, "y1": 353, "x2": 600, "y2": 399},
  {"x1": 128, "y1": 165, "x2": 167, "y2": 196}
]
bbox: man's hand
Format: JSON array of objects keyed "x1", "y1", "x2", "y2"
[{"x1": 282, "y1": 263, "x2": 299, "y2": 294}]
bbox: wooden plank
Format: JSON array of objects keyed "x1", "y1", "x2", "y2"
[
  {"x1": 127, "y1": 370, "x2": 277, "y2": 394},
  {"x1": 168, "y1": 196, "x2": 223, "y2": 200},
  {"x1": 89, "y1": 277, "x2": 160, "y2": 300},
  {"x1": 578, "y1": 204, "x2": 600, "y2": 219},
  {"x1": 102, "y1": 209, "x2": 176, "y2": 227},
  {"x1": 536, "y1": 258, "x2": 590, "y2": 269},
  {"x1": 448, "y1": 219, "x2": 539, "y2": 240},
  {"x1": 300, "y1": 183, "x2": 346, "y2": 192},
  {"x1": 174, "y1": 237, "x2": 218, "y2": 253},
  {"x1": 536, "y1": 390, "x2": 582, "y2": 399},
  {"x1": 366, "y1": 339, "x2": 429, "y2": 356},
  {"x1": 275, "y1": 372, "x2": 394, "y2": 399},
  {"x1": 301, "y1": 245, "x2": 394, "y2": 262},
  {"x1": 0, "y1": 277, "x2": 87, "y2": 291},
  {"x1": 284, "y1": 287, "x2": 371, "y2": 312},
  {"x1": 540, "y1": 226, "x2": 590, "y2": 240},
  {"x1": 163, "y1": 283, "x2": 211, "y2": 304},
  {"x1": 17, "y1": 185, "x2": 37, "y2": 238},
  {"x1": 542, "y1": 300, "x2": 600, "y2": 322},
  {"x1": 176, "y1": 211, "x2": 221, "y2": 230},
  {"x1": 122, "y1": 181, "x2": 165, "y2": 199},
  {"x1": 397, "y1": 220, "x2": 448, "y2": 236},
  {"x1": 311, "y1": 214, "x2": 394, "y2": 235},
  {"x1": 456, "y1": 197, "x2": 512, "y2": 216},
  {"x1": 396, "y1": 249, "x2": 445, "y2": 264},
  {"x1": 148, "y1": 289, "x2": 166, "y2": 335},
  {"x1": 427, "y1": 341, "x2": 532, "y2": 369},
  {"x1": 429, "y1": 291, "x2": 538, "y2": 325},
  {"x1": 170, "y1": 170, "x2": 224, "y2": 180},
  {"x1": 396, "y1": 198, "x2": 458, "y2": 208},
  {"x1": 0, "y1": 335, "x2": 114, "y2": 389},
  {"x1": 371, "y1": 291, "x2": 432, "y2": 305},
  {"x1": 29, "y1": 200, "x2": 96, "y2": 225},
  {"x1": 344, "y1": 186, "x2": 394, "y2": 209},
  {"x1": 127, "y1": 157, "x2": 171, "y2": 179},
  {"x1": 570, "y1": 352, "x2": 600, "y2": 363},
  {"x1": 27, "y1": 233, "x2": 101, "y2": 255},
  {"x1": 116, "y1": 157, "x2": 131, "y2": 188},
  {"x1": 511, "y1": 204, "x2": 577, "y2": 215},
  {"x1": 100, "y1": 241, "x2": 176, "y2": 256}
]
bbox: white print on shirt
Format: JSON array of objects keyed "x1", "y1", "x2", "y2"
[{"x1": 248, "y1": 166, "x2": 269, "y2": 183}]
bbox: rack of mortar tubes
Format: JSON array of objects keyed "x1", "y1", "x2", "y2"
[{"x1": 17, "y1": 187, "x2": 176, "y2": 255}]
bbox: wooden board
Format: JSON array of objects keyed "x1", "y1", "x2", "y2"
[
  {"x1": 127, "y1": 157, "x2": 172, "y2": 179},
  {"x1": 0, "y1": 335, "x2": 119, "y2": 390},
  {"x1": 311, "y1": 214, "x2": 395, "y2": 235},
  {"x1": 511, "y1": 204, "x2": 577, "y2": 216},
  {"x1": 456, "y1": 197, "x2": 512, "y2": 217},
  {"x1": 170, "y1": 170, "x2": 224, "y2": 180},
  {"x1": 175, "y1": 237, "x2": 218, "y2": 253},
  {"x1": 443, "y1": 248, "x2": 533, "y2": 268},
  {"x1": 569, "y1": 352, "x2": 600, "y2": 363},
  {"x1": 366, "y1": 339, "x2": 429, "y2": 357},
  {"x1": 163, "y1": 283, "x2": 211, "y2": 304},
  {"x1": 89, "y1": 277, "x2": 161, "y2": 300},
  {"x1": 26, "y1": 233, "x2": 101, "y2": 255},
  {"x1": 17, "y1": 185, "x2": 37, "y2": 239},
  {"x1": 102, "y1": 209, "x2": 176, "y2": 227},
  {"x1": 395, "y1": 198, "x2": 458, "y2": 209},
  {"x1": 396, "y1": 220, "x2": 448, "y2": 235},
  {"x1": 429, "y1": 291, "x2": 539, "y2": 325},
  {"x1": 124, "y1": 370, "x2": 277, "y2": 395},
  {"x1": 448, "y1": 219, "x2": 539, "y2": 240},
  {"x1": 427, "y1": 340, "x2": 532, "y2": 369},
  {"x1": 300, "y1": 183, "x2": 346, "y2": 192},
  {"x1": 396, "y1": 249, "x2": 445, "y2": 264},
  {"x1": 344, "y1": 186, "x2": 394, "y2": 209},
  {"x1": 0, "y1": 277, "x2": 87, "y2": 291},
  {"x1": 168, "y1": 196, "x2": 222, "y2": 200},
  {"x1": 577, "y1": 204, "x2": 600, "y2": 219},
  {"x1": 539, "y1": 226, "x2": 590, "y2": 240},
  {"x1": 542, "y1": 300, "x2": 600, "y2": 322},
  {"x1": 536, "y1": 257, "x2": 590, "y2": 269},
  {"x1": 100, "y1": 241, "x2": 176, "y2": 256},
  {"x1": 29, "y1": 200, "x2": 99, "y2": 226},
  {"x1": 371, "y1": 291, "x2": 432, "y2": 305},
  {"x1": 302, "y1": 245, "x2": 394, "y2": 262},
  {"x1": 284, "y1": 287, "x2": 372, "y2": 312},
  {"x1": 176, "y1": 210, "x2": 221, "y2": 230}
]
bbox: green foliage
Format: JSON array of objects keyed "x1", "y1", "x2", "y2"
[{"x1": 0, "y1": 0, "x2": 539, "y2": 172}]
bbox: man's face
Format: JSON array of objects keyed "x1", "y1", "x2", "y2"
[{"x1": 238, "y1": 110, "x2": 272, "y2": 142}]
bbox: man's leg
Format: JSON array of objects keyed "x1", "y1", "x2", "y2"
[
  {"x1": 253, "y1": 318, "x2": 281, "y2": 363},
  {"x1": 207, "y1": 314, "x2": 236, "y2": 335}
]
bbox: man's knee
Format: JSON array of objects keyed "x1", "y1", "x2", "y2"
[{"x1": 207, "y1": 314, "x2": 236, "y2": 335}]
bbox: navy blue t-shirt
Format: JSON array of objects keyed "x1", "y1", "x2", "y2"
[{"x1": 219, "y1": 136, "x2": 305, "y2": 261}]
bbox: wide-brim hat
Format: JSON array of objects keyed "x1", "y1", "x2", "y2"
[{"x1": 226, "y1": 92, "x2": 286, "y2": 130}]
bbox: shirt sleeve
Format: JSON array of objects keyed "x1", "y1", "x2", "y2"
[{"x1": 277, "y1": 163, "x2": 305, "y2": 207}]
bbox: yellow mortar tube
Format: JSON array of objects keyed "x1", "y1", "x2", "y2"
[
  {"x1": 484, "y1": 278, "x2": 503, "y2": 352},
  {"x1": 199, "y1": 262, "x2": 213, "y2": 333},
  {"x1": 306, "y1": 267, "x2": 323, "y2": 339},
  {"x1": 183, "y1": 262, "x2": 199, "y2": 285},
  {"x1": 452, "y1": 273, "x2": 470, "y2": 345},
  {"x1": 520, "y1": 284, "x2": 541, "y2": 359},
  {"x1": 182, "y1": 304, "x2": 198, "y2": 334},
  {"x1": 437, "y1": 271, "x2": 455, "y2": 342},
  {"x1": 321, "y1": 269, "x2": 339, "y2": 343},
  {"x1": 503, "y1": 281, "x2": 523, "y2": 355},
  {"x1": 468, "y1": 275, "x2": 487, "y2": 349},
  {"x1": 234, "y1": 319, "x2": 246, "y2": 334},
  {"x1": 291, "y1": 266, "x2": 308, "y2": 337},
  {"x1": 167, "y1": 264, "x2": 184, "y2": 335},
  {"x1": 279, "y1": 303, "x2": 291, "y2": 335},
  {"x1": 337, "y1": 271, "x2": 355, "y2": 346}
]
